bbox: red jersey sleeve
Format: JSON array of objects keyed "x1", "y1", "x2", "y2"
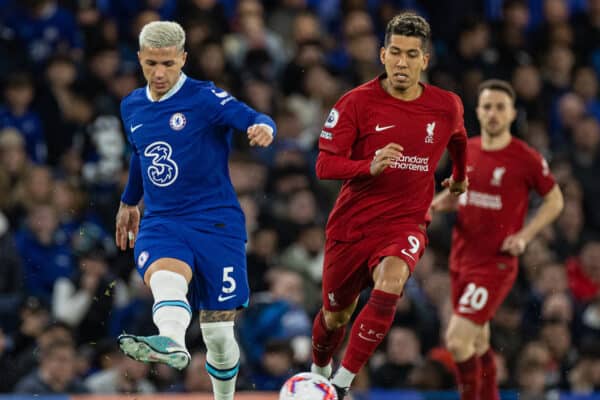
[
  {"x1": 447, "y1": 93, "x2": 468, "y2": 181},
  {"x1": 524, "y1": 146, "x2": 556, "y2": 196},
  {"x1": 316, "y1": 94, "x2": 371, "y2": 180}
]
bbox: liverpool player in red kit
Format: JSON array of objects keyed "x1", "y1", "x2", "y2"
[
  {"x1": 310, "y1": 13, "x2": 468, "y2": 399},
  {"x1": 432, "y1": 80, "x2": 564, "y2": 400}
]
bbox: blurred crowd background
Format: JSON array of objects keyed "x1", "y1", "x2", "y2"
[{"x1": 0, "y1": 0, "x2": 600, "y2": 397}]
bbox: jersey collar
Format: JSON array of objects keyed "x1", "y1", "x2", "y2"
[{"x1": 145, "y1": 73, "x2": 187, "y2": 102}]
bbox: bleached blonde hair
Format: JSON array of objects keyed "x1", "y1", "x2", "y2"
[{"x1": 139, "y1": 21, "x2": 186, "y2": 52}]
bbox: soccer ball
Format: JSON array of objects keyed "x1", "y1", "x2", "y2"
[{"x1": 279, "y1": 372, "x2": 338, "y2": 400}]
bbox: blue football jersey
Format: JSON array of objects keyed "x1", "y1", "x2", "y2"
[{"x1": 120, "y1": 73, "x2": 276, "y2": 240}]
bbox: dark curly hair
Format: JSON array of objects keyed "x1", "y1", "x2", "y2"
[{"x1": 384, "y1": 12, "x2": 431, "y2": 50}]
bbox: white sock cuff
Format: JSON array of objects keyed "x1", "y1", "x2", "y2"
[
  {"x1": 332, "y1": 367, "x2": 355, "y2": 389},
  {"x1": 200, "y1": 321, "x2": 235, "y2": 329},
  {"x1": 150, "y1": 270, "x2": 191, "y2": 317},
  {"x1": 149, "y1": 269, "x2": 188, "y2": 293}
]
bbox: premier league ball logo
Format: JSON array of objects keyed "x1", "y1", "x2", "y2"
[
  {"x1": 324, "y1": 108, "x2": 339, "y2": 128},
  {"x1": 170, "y1": 112, "x2": 186, "y2": 131}
]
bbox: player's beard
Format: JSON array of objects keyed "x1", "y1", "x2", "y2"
[
  {"x1": 390, "y1": 73, "x2": 412, "y2": 91},
  {"x1": 483, "y1": 120, "x2": 509, "y2": 137}
]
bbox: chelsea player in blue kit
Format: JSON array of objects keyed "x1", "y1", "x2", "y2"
[{"x1": 114, "y1": 21, "x2": 275, "y2": 400}]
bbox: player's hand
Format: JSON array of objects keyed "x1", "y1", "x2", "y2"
[
  {"x1": 115, "y1": 202, "x2": 140, "y2": 251},
  {"x1": 370, "y1": 143, "x2": 404, "y2": 176},
  {"x1": 501, "y1": 234, "x2": 527, "y2": 256},
  {"x1": 247, "y1": 124, "x2": 274, "y2": 147},
  {"x1": 441, "y1": 177, "x2": 468, "y2": 196}
]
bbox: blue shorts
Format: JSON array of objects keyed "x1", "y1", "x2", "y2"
[{"x1": 134, "y1": 220, "x2": 249, "y2": 311}]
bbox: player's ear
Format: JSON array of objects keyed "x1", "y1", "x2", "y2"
[
  {"x1": 422, "y1": 52, "x2": 430, "y2": 71},
  {"x1": 181, "y1": 51, "x2": 187, "y2": 66},
  {"x1": 475, "y1": 102, "x2": 483, "y2": 120},
  {"x1": 510, "y1": 104, "x2": 517, "y2": 122},
  {"x1": 380, "y1": 46, "x2": 386, "y2": 65}
]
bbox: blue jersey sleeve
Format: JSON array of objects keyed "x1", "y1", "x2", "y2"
[
  {"x1": 120, "y1": 99, "x2": 143, "y2": 205},
  {"x1": 121, "y1": 151, "x2": 143, "y2": 205},
  {"x1": 204, "y1": 84, "x2": 277, "y2": 136}
]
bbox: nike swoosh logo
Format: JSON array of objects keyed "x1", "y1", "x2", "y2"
[
  {"x1": 375, "y1": 124, "x2": 395, "y2": 132},
  {"x1": 131, "y1": 123, "x2": 143, "y2": 132},
  {"x1": 217, "y1": 294, "x2": 236, "y2": 302},
  {"x1": 400, "y1": 249, "x2": 416, "y2": 261},
  {"x1": 358, "y1": 333, "x2": 378, "y2": 342}
]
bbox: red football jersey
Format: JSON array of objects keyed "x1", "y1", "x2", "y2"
[
  {"x1": 317, "y1": 76, "x2": 467, "y2": 241},
  {"x1": 450, "y1": 137, "x2": 556, "y2": 271}
]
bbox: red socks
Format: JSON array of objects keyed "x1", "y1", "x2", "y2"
[
  {"x1": 341, "y1": 289, "x2": 399, "y2": 373},
  {"x1": 479, "y1": 349, "x2": 499, "y2": 400},
  {"x1": 311, "y1": 309, "x2": 346, "y2": 367},
  {"x1": 456, "y1": 355, "x2": 481, "y2": 400}
]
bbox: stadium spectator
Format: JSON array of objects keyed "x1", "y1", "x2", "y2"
[
  {"x1": 247, "y1": 340, "x2": 297, "y2": 391},
  {"x1": 52, "y1": 243, "x2": 128, "y2": 345},
  {"x1": 84, "y1": 351, "x2": 155, "y2": 394},
  {"x1": 370, "y1": 326, "x2": 422, "y2": 388},
  {"x1": 168, "y1": 349, "x2": 213, "y2": 393},
  {"x1": 14, "y1": 202, "x2": 74, "y2": 302},
  {"x1": 238, "y1": 268, "x2": 312, "y2": 367},
  {"x1": 567, "y1": 240, "x2": 600, "y2": 302},
  {"x1": 14, "y1": 339, "x2": 87, "y2": 394},
  {"x1": 0, "y1": 209, "x2": 24, "y2": 332},
  {"x1": 3, "y1": 0, "x2": 83, "y2": 68},
  {"x1": 0, "y1": 72, "x2": 46, "y2": 163}
]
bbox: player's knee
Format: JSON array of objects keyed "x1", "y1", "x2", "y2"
[
  {"x1": 474, "y1": 330, "x2": 490, "y2": 355},
  {"x1": 201, "y1": 321, "x2": 239, "y2": 357},
  {"x1": 323, "y1": 309, "x2": 351, "y2": 330},
  {"x1": 201, "y1": 321, "x2": 240, "y2": 378},
  {"x1": 474, "y1": 339, "x2": 490, "y2": 355},
  {"x1": 445, "y1": 332, "x2": 474, "y2": 360},
  {"x1": 373, "y1": 256, "x2": 410, "y2": 295}
]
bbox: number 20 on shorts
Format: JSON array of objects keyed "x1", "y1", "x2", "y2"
[{"x1": 459, "y1": 283, "x2": 489, "y2": 310}]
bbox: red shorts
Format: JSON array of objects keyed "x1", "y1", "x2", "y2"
[
  {"x1": 322, "y1": 226, "x2": 427, "y2": 312},
  {"x1": 451, "y1": 264, "x2": 518, "y2": 325}
]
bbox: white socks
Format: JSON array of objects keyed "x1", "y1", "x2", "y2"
[
  {"x1": 201, "y1": 321, "x2": 240, "y2": 400},
  {"x1": 149, "y1": 270, "x2": 240, "y2": 400},
  {"x1": 149, "y1": 270, "x2": 192, "y2": 348},
  {"x1": 332, "y1": 366, "x2": 355, "y2": 389},
  {"x1": 311, "y1": 362, "x2": 332, "y2": 379}
]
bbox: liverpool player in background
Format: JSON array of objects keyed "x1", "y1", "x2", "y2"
[
  {"x1": 432, "y1": 80, "x2": 564, "y2": 400},
  {"x1": 310, "y1": 13, "x2": 468, "y2": 399}
]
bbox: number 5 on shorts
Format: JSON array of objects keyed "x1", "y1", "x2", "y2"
[{"x1": 222, "y1": 266, "x2": 237, "y2": 294}]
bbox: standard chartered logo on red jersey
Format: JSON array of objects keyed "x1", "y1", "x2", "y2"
[{"x1": 390, "y1": 154, "x2": 429, "y2": 172}]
